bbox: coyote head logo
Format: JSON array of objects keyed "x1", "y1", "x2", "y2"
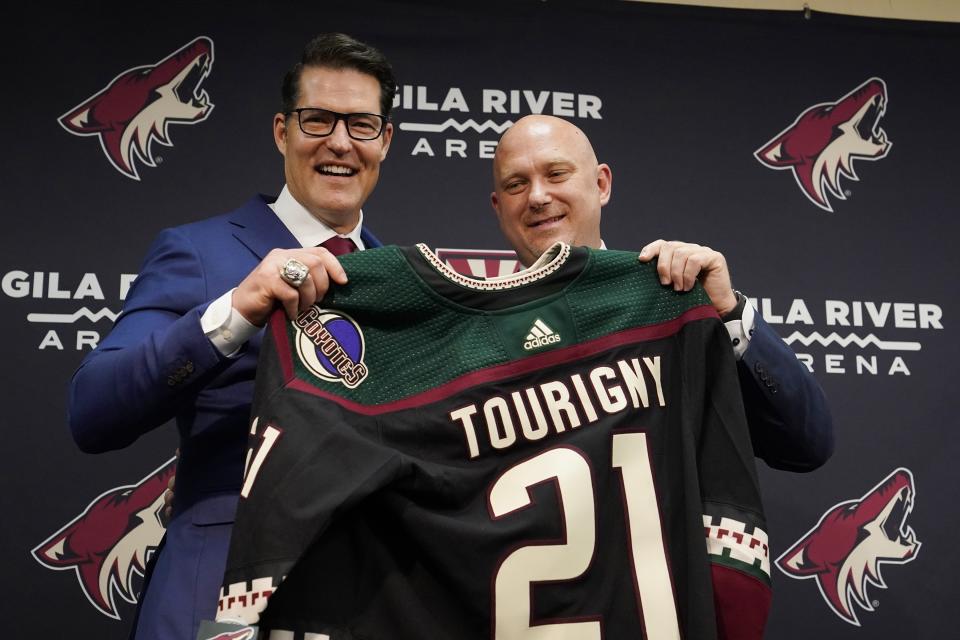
[
  {"x1": 756, "y1": 78, "x2": 891, "y2": 212},
  {"x1": 777, "y1": 468, "x2": 919, "y2": 626},
  {"x1": 32, "y1": 458, "x2": 175, "y2": 618},
  {"x1": 59, "y1": 37, "x2": 214, "y2": 180}
]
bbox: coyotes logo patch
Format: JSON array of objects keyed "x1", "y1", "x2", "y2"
[
  {"x1": 777, "y1": 467, "x2": 919, "y2": 626},
  {"x1": 756, "y1": 78, "x2": 891, "y2": 212},
  {"x1": 59, "y1": 36, "x2": 214, "y2": 180},
  {"x1": 32, "y1": 458, "x2": 175, "y2": 619},
  {"x1": 294, "y1": 307, "x2": 369, "y2": 389}
]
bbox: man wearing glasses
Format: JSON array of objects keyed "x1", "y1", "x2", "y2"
[{"x1": 68, "y1": 33, "x2": 395, "y2": 640}]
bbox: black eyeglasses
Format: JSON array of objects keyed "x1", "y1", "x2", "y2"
[{"x1": 286, "y1": 107, "x2": 387, "y2": 141}]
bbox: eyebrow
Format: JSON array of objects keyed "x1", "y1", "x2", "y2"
[
  {"x1": 500, "y1": 159, "x2": 576, "y2": 185},
  {"x1": 544, "y1": 160, "x2": 575, "y2": 171}
]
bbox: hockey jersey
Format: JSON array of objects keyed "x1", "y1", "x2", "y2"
[{"x1": 216, "y1": 243, "x2": 771, "y2": 640}]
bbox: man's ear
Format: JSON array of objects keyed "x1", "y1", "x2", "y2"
[
  {"x1": 273, "y1": 113, "x2": 288, "y2": 156},
  {"x1": 490, "y1": 191, "x2": 503, "y2": 221},
  {"x1": 379, "y1": 122, "x2": 394, "y2": 160},
  {"x1": 597, "y1": 163, "x2": 613, "y2": 206}
]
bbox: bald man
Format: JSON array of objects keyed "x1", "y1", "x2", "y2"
[{"x1": 490, "y1": 115, "x2": 833, "y2": 471}]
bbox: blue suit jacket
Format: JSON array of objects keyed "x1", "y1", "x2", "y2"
[
  {"x1": 738, "y1": 313, "x2": 834, "y2": 472},
  {"x1": 67, "y1": 195, "x2": 381, "y2": 640}
]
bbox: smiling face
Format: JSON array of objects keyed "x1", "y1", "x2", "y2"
[
  {"x1": 491, "y1": 116, "x2": 611, "y2": 266},
  {"x1": 274, "y1": 65, "x2": 393, "y2": 233}
]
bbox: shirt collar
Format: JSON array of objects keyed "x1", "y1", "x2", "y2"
[{"x1": 268, "y1": 185, "x2": 366, "y2": 249}]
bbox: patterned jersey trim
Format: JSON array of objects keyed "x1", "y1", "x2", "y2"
[{"x1": 416, "y1": 242, "x2": 572, "y2": 291}]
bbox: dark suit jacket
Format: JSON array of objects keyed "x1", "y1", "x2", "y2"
[
  {"x1": 739, "y1": 313, "x2": 834, "y2": 472},
  {"x1": 67, "y1": 195, "x2": 381, "y2": 640}
]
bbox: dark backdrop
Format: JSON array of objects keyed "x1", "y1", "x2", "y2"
[{"x1": 2, "y1": 1, "x2": 955, "y2": 637}]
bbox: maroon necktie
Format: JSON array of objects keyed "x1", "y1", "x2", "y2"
[{"x1": 320, "y1": 236, "x2": 358, "y2": 256}]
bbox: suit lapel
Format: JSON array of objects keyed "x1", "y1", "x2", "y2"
[
  {"x1": 228, "y1": 194, "x2": 383, "y2": 255},
  {"x1": 360, "y1": 225, "x2": 383, "y2": 248},
  {"x1": 227, "y1": 195, "x2": 299, "y2": 259}
]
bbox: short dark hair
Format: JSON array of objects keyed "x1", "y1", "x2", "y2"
[{"x1": 281, "y1": 33, "x2": 397, "y2": 118}]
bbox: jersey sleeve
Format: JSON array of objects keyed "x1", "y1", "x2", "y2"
[
  {"x1": 685, "y1": 317, "x2": 773, "y2": 640},
  {"x1": 215, "y1": 312, "x2": 402, "y2": 625}
]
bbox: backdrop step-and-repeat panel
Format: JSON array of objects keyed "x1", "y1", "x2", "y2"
[{"x1": 2, "y1": 1, "x2": 956, "y2": 637}]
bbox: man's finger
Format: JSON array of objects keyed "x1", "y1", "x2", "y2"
[
  {"x1": 656, "y1": 242, "x2": 675, "y2": 285},
  {"x1": 670, "y1": 247, "x2": 691, "y2": 291},
  {"x1": 303, "y1": 247, "x2": 349, "y2": 285},
  {"x1": 308, "y1": 263, "x2": 332, "y2": 306},
  {"x1": 638, "y1": 238, "x2": 665, "y2": 262},
  {"x1": 682, "y1": 252, "x2": 706, "y2": 291},
  {"x1": 296, "y1": 272, "x2": 318, "y2": 314},
  {"x1": 276, "y1": 285, "x2": 301, "y2": 321}
]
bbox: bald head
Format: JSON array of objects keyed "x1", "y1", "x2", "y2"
[
  {"x1": 490, "y1": 115, "x2": 612, "y2": 266},
  {"x1": 493, "y1": 115, "x2": 600, "y2": 179}
]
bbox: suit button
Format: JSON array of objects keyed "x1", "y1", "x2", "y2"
[
  {"x1": 167, "y1": 377, "x2": 176, "y2": 386},
  {"x1": 769, "y1": 383, "x2": 779, "y2": 394},
  {"x1": 185, "y1": 361, "x2": 195, "y2": 373}
]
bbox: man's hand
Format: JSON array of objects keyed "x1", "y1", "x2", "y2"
[
  {"x1": 161, "y1": 447, "x2": 179, "y2": 527},
  {"x1": 162, "y1": 473, "x2": 175, "y2": 526},
  {"x1": 233, "y1": 247, "x2": 348, "y2": 326},
  {"x1": 638, "y1": 239, "x2": 738, "y2": 316}
]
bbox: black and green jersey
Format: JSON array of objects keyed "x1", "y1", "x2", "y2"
[{"x1": 217, "y1": 243, "x2": 771, "y2": 640}]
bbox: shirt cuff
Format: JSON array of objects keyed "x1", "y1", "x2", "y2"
[
  {"x1": 723, "y1": 291, "x2": 756, "y2": 361},
  {"x1": 200, "y1": 288, "x2": 260, "y2": 357}
]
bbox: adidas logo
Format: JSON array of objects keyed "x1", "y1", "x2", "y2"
[{"x1": 523, "y1": 319, "x2": 561, "y2": 351}]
